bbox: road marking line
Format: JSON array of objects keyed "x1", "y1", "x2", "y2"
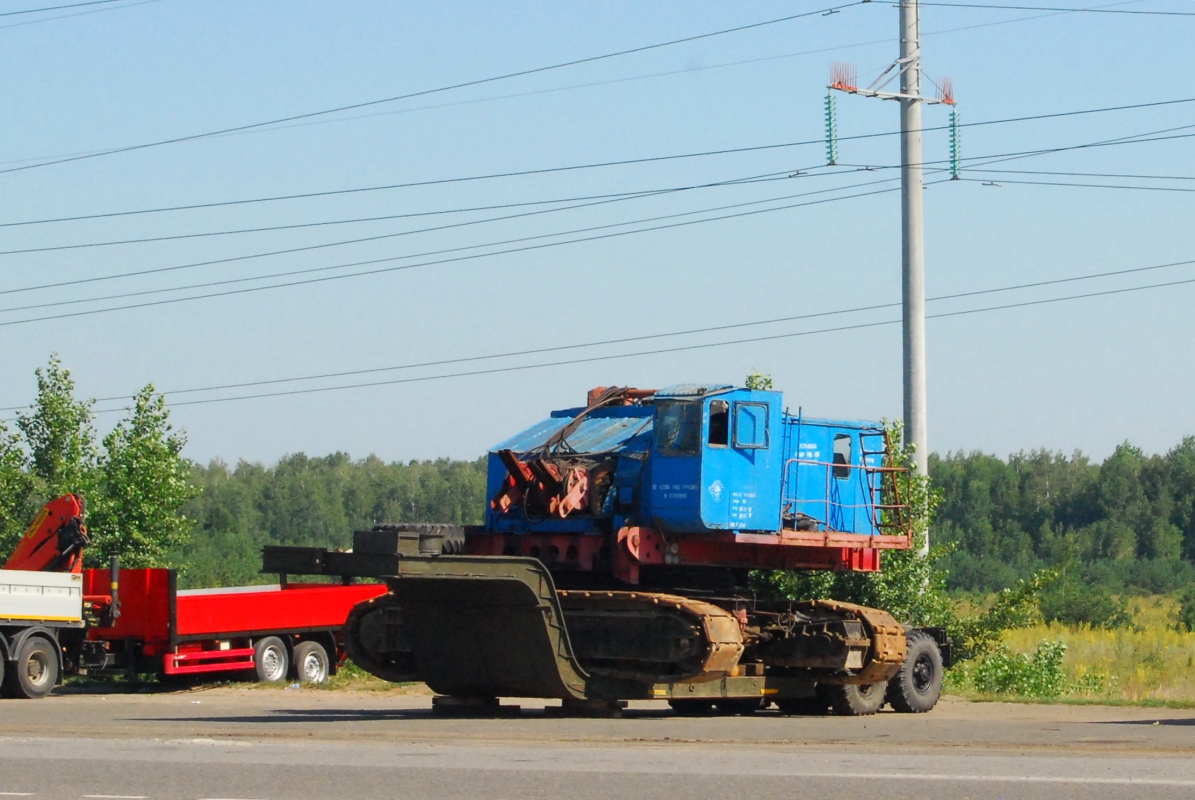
[
  {"x1": 82, "y1": 796, "x2": 147, "y2": 799},
  {"x1": 0, "y1": 793, "x2": 34, "y2": 797},
  {"x1": 810, "y1": 772, "x2": 1195, "y2": 787}
]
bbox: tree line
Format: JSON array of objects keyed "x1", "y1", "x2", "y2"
[{"x1": 933, "y1": 442, "x2": 1195, "y2": 596}]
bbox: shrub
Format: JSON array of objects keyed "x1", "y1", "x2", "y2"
[
  {"x1": 974, "y1": 640, "x2": 1068, "y2": 698},
  {"x1": 1174, "y1": 587, "x2": 1195, "y2": 633},
  {"x1": 1039, "y1": 577, "x2": 1133, "y2": 629}
]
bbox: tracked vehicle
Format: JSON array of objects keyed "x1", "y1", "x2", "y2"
[{"x1": 266, "y1": 384, "x2": 950, "y2": 715}]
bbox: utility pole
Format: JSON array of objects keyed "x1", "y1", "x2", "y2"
[
  {"x1": 828, "y1": 0, "x2": 952, "y2": 554},
  {"x1": 899, "y1": 0, "x2": 929, "y2": 556}
]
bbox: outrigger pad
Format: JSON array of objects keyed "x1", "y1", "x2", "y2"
[{"x1": 391, "y1": 556, "x2": 590, "y2": 700}]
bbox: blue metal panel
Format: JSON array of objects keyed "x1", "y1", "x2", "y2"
[
  {"x1": 694, "y1": 389, "x2": 782, "y2": 531},
  {"x1": 780, "y1": 416, "x2": 887, "y2": 535}
]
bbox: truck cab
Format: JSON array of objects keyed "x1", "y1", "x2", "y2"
[{"x1": 647, "y1": 385, "x2": 782, "y2": 533}]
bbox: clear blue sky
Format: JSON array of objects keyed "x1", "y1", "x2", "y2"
[{"x1": 1, "y1": 0, "x2": 1192, "y2": 465}]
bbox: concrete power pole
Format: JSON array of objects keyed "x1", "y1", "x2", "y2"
[
  {"x1": 899, "y1": 0, "x2": 929, "y2": 554},
  {"x1": 828, "y1": 0, "x2": 952, "y2": 554}
]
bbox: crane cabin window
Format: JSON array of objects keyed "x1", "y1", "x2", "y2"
[
  {"x1": 833, "y1": 434, "x2": 852, "y2": 479},
  {"x1": 708, "y1": 400, "x2": 729, "y2": 447},
  {"x1": 732, "y1": 403, "x2": 769, "y2": 449},
  {"x1": 655, "y1": 401, "x2": 701, "y2": 456}
]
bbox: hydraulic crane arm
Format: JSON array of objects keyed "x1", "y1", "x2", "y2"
[{"x1": 2, "y1": 494, "x2": 89, "y2": 573}]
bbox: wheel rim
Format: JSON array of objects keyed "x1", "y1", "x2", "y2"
[
  {"x1": 26, "y1": 651, "x2": 50, "y2": 687},
  {"x1": 261, "y1": 647, "x2": 285, "y2": 681},
  {"x1": 301, "y1": 653, "x2": 325, "y2": 683},
  {"x1": 859, "y1": 683, "x2": 880, "y2": 699},
  {"x1": 912, "y1": 652, "x2": 935, "y2": 694}
]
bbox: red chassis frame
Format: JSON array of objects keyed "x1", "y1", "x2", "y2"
[{"x1": 465, "y1": 525, "x2": 910, "y2": 585}]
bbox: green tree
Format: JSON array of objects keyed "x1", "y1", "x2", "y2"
[
  {"x1": 0, "y1": 421, "x2": 35, "y2": 558},
  {"x1": 87, "y1": 385, "x2": 198, "y2": 568},
  {"x1": 16, "y1": 355, "x2": 97, "y2": 498}
]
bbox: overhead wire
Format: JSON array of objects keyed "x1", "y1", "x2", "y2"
[
  {"x1": 18, "y1": 255, "x2": 1188, "y2": 411},
  {"x1": 0, "y1": 176, "x2": 913, "y2": 319},
  {"x1": 0, "y1": 1, "x2": 867, "y2": 176},
  {"x1": 4, "y1": 94, "x2": 1193, "y2": 230},
  {"x1": 959, "y1": 177, "x2": 1195, "y2": 192},
  {"x1": 0, "y1": 0, "x2": 164, "y2": 29},
  {"x1": 65, "y1": 266, "x2": 1195, "y2": 416},
  {"x1": 885, "y1": 1, "x2": 1195, "y2": 15},
  {"x1": 0, "y1": 0, "x2": 1145, "y2": 165},
  {"x1": 0, "y1": 166, "x2": 848, "y2": 296},
  {"x1": 7, "y1": 115, "x2": 1192, "y2": 307},
  {"x1": 0, "y1": 169, "x2": 814, "y2": 256},
  {"x1": 0, "y1": 0, "x2": 126, "y2": 16}
]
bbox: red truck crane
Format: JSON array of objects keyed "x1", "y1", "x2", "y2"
[{"x1": 0, "y1": 495, "x2": 386, "y2": 698}]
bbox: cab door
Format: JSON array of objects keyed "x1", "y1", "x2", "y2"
[{"x1": 700, "y1": 396, "x2": 781, "y2": 532}]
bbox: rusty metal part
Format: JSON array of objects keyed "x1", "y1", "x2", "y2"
[
  {"x1": 795, "y1": 599, "x2": 907, "y2": 684},
  {"x1": 755, "y1": 616, "x2": 871, "y2": 671},
  {"x1": 557, "y1": 590, "x2": 744, "y2": 684},
  {"x1": 489, "y1": 451, "x2": 596, "y2": 519}
]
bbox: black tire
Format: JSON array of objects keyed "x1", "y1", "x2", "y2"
[
  {"x1": 820, "y1": 682, "x2": 886, "y2": 716},
  {"x1": 668, "y1": 699, "x2": 715, "y2": 716},
  {"x1": 714, "y1": 697, "x2": 767, "y2": 715},
  {"x1": 292, "y1": 641, "x2": 330, "y2": 684},
  {"x1": 886, "y1": 630, "x2": 944, "y2": 713},
  {"x1": 3, "y1": 637, "x2": 58, "y2": 699},
  {"x1": 775, "y1": 694, "x2": 830, "y2": 716},
  {"x1": 253, "y1": 636, "x2": 289, "y2": 683}
]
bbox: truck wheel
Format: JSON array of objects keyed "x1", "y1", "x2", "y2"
[
  {"x1": 820, "y1": 682, "x2": 885, "y2": 716},
  {"x1": 254, "y1": 637, "x2": 289, "y2": 683},
  {"x1": 886, "y1": 630, "x2": 944, "y2": 713},
  {"x1": 292, "y1": 641, "x2": 330, "y2": 684},
  {"x1": 4, "y1": 637, "x2": 58, "y2": 699}
]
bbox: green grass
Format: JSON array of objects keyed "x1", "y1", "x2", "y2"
[{"x1": 949, "y1": 595, "x2": 1195, "y2": 704}]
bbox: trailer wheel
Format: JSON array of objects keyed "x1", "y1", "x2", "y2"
[
  {"x1": 292, "y1": 641, "x2": 330, "y2": 684},
  {"x1": 885, "y1": 630, "x2": 944, "y2": 713},
  {"x1": 820, "y1": 682, "x2": 885, "y2": 716},
  {"x1": 253, "y1": 637, "x2": 289, "y2": 683},
  {"x1": 667, "y1": 699, "x2": 715, "y2": 716},
  {"x1": 3, "y1": 637, "x2": 58, "y2": 699}
]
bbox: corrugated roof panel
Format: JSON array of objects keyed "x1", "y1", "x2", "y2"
[
  {"x1": 656, "y1": 384, "x2": 734, "y2": 398},
  {"x1": 491, "y1": 409, "x2": 654, "y2": 455}
]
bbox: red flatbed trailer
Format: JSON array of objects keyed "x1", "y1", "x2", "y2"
[{"x1": 80, "y1": 568, "x2": 387, "y2": 683}]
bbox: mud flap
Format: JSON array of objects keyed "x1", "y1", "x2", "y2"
[{"x1": 390, "y1": 556, "x2": 590, "y2": 700}]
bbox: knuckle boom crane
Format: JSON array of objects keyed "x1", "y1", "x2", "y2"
[{"x1": 266, "y1": 384, "x2": 951, "y2": 715}]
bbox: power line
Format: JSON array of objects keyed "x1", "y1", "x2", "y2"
[
  {"x1": 0, "y1": 177, "x2": 911, "y2": 317},
  {"x1": 0, "y1": 0, "x2": 163, "y2": 30},
  {"x1": 0, "y1": 167, "x2": 843, "y2": 297},
  {"x1": 0, "y1": 2, "x2": 865, "y2": 176},
  {"x1": 6, "y1": 118, "x2": 1192, "y2": 312},
  {"x1": 70, "y1": 267, "x2": 1195, "y2": 415},
  {"x1": 4, "y1": 94, "x2": 1193, "y2": 230},
  {"x1": 0, "y1": 170, "x2": 805, "y2": 256},
  {"x1": 0, "y1": 0, "x2": 122, "y2": 16},
  {"x1": 960, "y1": 177, "x2": 1195, "y2": 192},
  {"x1": 974, "y1": 168, "x2": 1195, "y2": 181},
  {"x1": 26, "y1": 255, "x2": 1188, "y2": 411},
  {"x1": 0, "y1": 0, "x2": 1136, "y2": 164},
  {"x1": 892, "y1": 1, "x2": 1195, "y2": 15}
]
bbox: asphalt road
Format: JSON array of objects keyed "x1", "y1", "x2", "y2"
[{"x1": 2, "y1": 689, "x2": 1194, "y2": 800}]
